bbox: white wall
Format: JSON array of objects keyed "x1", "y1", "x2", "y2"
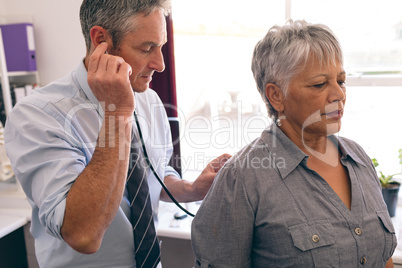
[
  {"x1": 0, "y1": 0, "x2": 85, "y2": 86},
  {"x1": 0, "y1": 2, "x2": 5, "y2": 17}
]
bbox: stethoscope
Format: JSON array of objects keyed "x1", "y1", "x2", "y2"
[{"x1": 134, "y1": 111, "x2": 195, "y2": 217}]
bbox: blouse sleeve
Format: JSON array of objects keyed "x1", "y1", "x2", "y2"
[{"x1": 191, "y1": 163, "x2": 255, "y2": 268}]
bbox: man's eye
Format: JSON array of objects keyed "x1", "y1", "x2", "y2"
[{"x1": 141, "y1": 47, "x2": 152, "y2": 53}]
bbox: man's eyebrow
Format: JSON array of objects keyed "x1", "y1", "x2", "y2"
[{"x1": 140, "y1": 41, "x2": 167, "y2": 47}]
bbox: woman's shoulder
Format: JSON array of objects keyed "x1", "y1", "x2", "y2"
[{"x1": 221, "y1": 135, "x2": 280, "y2": 178}]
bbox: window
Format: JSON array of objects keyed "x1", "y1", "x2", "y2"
[{"x1": 172, "y1": 0, "x2": 402, "y2": 176}]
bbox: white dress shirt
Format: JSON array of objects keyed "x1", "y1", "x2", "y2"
[{"x1": 4, "y1": 61, "x2": 179, "y2": 268}]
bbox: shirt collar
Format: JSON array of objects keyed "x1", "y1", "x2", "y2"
[
  {"x1": 260, "y1": 124, "x2": 367, "y2": 180},
  {"x1": 73, "y1": 60, "x2": 104, "y2": 119},
  {"x1": 260, "y1": 124, "x2": 308, "y2": 179},
  {"x1": 330, "y1": 135, "x2": 367, "y2": 167}
]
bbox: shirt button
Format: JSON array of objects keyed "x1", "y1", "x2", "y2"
[
  {"x1": 360, "y1": 257, "x2": 367, "y2": 264},
  {"x1": 355, "y1": 227, "x2": 363, "y2": 235},
  {"x1": 312, "y1": 234, "x2": 320, "y2": 243}
]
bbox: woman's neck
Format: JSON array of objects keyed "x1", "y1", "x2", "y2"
[{"x1": 278, "y1": 122, "x2": 340, "y2": 167}]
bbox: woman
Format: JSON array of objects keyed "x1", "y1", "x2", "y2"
[{"x1": 191, "y1": 20, "x2": 396, "y2": 268}]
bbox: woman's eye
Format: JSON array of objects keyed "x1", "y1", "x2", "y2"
[
  {"x1": 338, "y1": 81, "x2": 346, "y2": 87},
  {"x1": 313, "y1": 83, "x2": 326, "y2": 88}
]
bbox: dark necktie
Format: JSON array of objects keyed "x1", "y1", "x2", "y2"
[{"x1": 126, "y1": 111, "x2": 161, "y2": 268}]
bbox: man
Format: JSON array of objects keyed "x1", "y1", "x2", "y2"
[{"x1": 4, "y1": 0, "x2": 229, "y2": 267}]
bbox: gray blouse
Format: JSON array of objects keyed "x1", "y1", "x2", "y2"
[{"x1": 191, "y1": 124, "x2": 396, "y2": 268}]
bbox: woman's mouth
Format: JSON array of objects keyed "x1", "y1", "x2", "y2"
[{"x1": 324, "y1": 110, "x2": 343, "y2": 119}]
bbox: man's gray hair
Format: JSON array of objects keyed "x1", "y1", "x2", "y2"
[
  {"x1": 80, "y1": 0, "x2": 171, "y2": 54},
  {"x1": 251, "y1": 20, "x2": 343, "y2": 120}
]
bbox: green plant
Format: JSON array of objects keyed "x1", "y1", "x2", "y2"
[
  {"x1": 372, "y1": 155, "x2": 401, "y2": 188},
  {"x1": 399, "y1": 149, "x2": 402, "y2": 165}
]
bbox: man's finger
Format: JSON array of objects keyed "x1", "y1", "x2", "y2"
[
  {"x1": 209, "y1": 154, "x2": 231, "y2": 172},
  {"x1": 118, "y1": 62, "x2": 132, "y2": 77},
  {"x1": 88, "y1": 42, "x2": 109, "y2": 74}
]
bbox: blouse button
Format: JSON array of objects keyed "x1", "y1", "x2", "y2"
[
  {"x1": 360, "y1": 257, "x2": 367, "y2": 264},
  {"x1": 312, "y1": 234, "x2": 320, "y2": 243},
  {"x1": 355, "y1": 227, "x2": 363, "y2": 236}
]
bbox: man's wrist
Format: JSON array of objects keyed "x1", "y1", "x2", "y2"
[{"x1": 104, "y1": 108, "x2": 134, "y2": 118}]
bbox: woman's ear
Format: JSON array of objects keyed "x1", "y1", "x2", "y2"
[
  {"x1": 89, "y1": 26, "x2": 112, "y2": 52},
  {"x1": 265, "y1": 83, "x2": 284, "y2": 113}
]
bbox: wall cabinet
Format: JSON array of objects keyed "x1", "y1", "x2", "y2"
[
  {"x1": 0, "y1": 27, "x2": 39, "y2": 118},
  {"x1": 0, "y1": 27, "x2": 40, "y2": 268}
]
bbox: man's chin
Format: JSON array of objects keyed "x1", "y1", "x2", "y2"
[{"x1": 131, "y1": 84, "x2": 150, "y2": 93}]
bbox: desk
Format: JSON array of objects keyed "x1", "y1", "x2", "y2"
[
  {"x1": 0, "y1": 214, "x2": 26, "y2": 239},
  {"x1": 0, "y1": 181, "x2": 31, "y2": 236},
  {"x1": 157, "y1": 201, "x2": 197, "y2": 268},
  {"x1": 157, "y1": 201, "x2": 197, "y2": 240},
  {"x1": 0, "y1": 181, "x2": 35, "y2": 267}
]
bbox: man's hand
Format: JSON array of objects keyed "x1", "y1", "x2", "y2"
[
  {"x1": 87, "y1": 42, "x2": 134, "y2": 115},
  {"x1": 191, "y1": 153, "x2": 232, "y2": 200},
  {"x1": 161, "y1": 154, "x2": 231, "y2": 203}
]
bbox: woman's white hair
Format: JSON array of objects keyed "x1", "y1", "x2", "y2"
[{"x1": 251, "y1": 20, "x2": 343, "y2": 120}]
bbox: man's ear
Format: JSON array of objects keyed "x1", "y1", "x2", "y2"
[
  {"x1": 89, "y1": 26, "x2": 112, "y2": 52},
  {"x1": 265, "y1": 83, "x2": 284, "y2": 113}
]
